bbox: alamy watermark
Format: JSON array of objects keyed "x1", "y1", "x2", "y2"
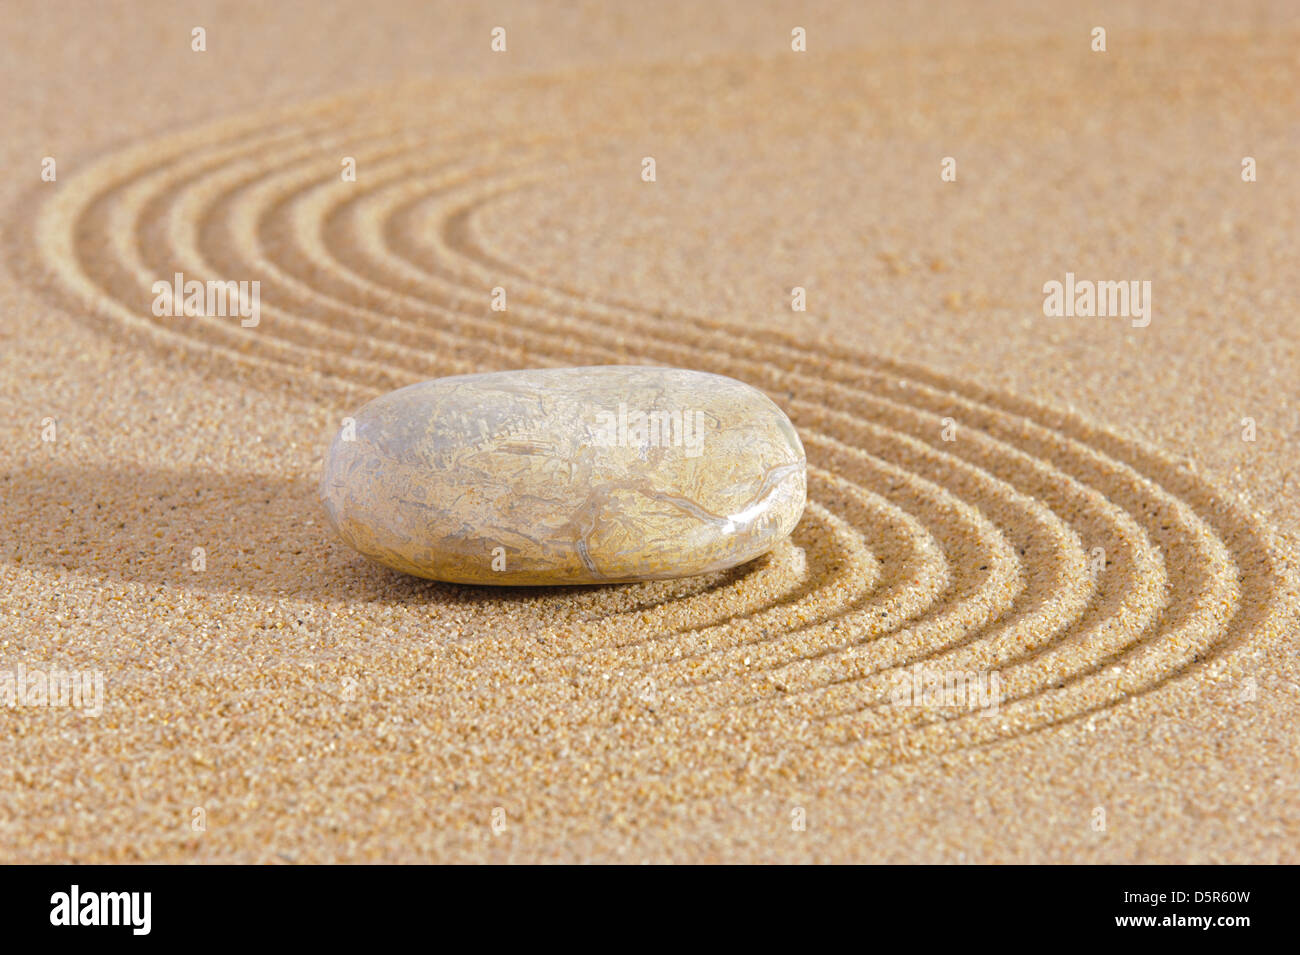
[
  {"x1": 590, "y1": 403, "x2": 708, "y2": 457},
  {"x1": 1, "y1": 664, "x2": 104, "y2": 716},
  {"x1": 152, "y1": 271, "x2": 260, "y2": 327},
  {"x1": 50, "y1": 885, "x2": 150, "y2": 935},
  {"x1": 890, "y1": 663, "x2": 1002, "y2": 717},
  {"x1": 1043, "y1": 272, "x2": 1151, "y2": 328}
]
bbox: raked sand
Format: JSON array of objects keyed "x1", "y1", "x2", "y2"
[{"x1": 2, "y1": 1, "x2": 1299, "y2": 862}]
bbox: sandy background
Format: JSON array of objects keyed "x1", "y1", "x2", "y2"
[{"x1": 2, "y1": 0, "x2": 1299, "y2": 862}]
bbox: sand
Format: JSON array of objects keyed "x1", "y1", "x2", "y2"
[{"x1": 2, "y1": 0, "x2": 1298, "y2": 863}]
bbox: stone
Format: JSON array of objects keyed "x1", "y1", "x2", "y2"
[{"x1": 320, "y1": 366, "x2": 807, "y2": 585}]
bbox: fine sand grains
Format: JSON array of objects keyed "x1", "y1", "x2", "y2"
[{"x1": 2, "y1": 3, "x2": 1299, "y2": 862}]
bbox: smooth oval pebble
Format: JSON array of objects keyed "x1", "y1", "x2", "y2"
[{"x1": 320, "y1": 366, "x2": 806, "y2": 584}]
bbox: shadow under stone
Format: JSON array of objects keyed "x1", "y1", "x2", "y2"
[{"x1": 1, "y1": 463, "x2": 757, "y2": 617}]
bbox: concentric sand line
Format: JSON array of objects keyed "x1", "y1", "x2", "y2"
[{"x1": 17, "y1": 58, "x2": 1289, "y2": 790}]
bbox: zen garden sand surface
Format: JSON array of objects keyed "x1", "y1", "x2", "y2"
[{"x1": 1, "y1": 1, "x2": 1299, "y2": 863}]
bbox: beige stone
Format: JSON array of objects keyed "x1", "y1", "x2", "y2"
[{"x1": 320, "y1": 366, "x2": 806, "y2": 584}]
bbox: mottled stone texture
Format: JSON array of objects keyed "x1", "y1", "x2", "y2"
[{"x1": 320, "y1": 366, "x2": 806, "y2": 584}]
